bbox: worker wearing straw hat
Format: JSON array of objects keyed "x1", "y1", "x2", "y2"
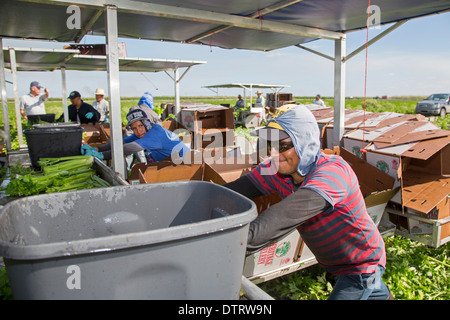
[{"x1": 92, "y1": 88, "x2": 110, "y2": 123}]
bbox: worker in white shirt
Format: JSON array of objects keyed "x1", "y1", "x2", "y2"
[
  {"x1": 20, "y1": 81, "x2": 49, "y2": 120},
  {"x1": 92, "y1": 88, "x2": 110, "y2": 123},
  {"x1": 255, "y1": 90, "x2": 266, "y2": 107},
  {"x1": 313, "y1": 94, "x2": 326, "y2": 107}
]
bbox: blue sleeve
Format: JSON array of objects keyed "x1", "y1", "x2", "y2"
[{"x1": 124, "y1": 134, "x2": 139, "y2": 144}]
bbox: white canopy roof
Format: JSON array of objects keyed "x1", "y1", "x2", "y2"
[
  {"x1": 203, "y1": 83, "x2": 289, "y2": 89},
  {"x1": 2, "y1": 47, "x2": 206, "y2": 72},
  {"x1": 1, "y1": 0, "x2": 449, "y2": 51}
]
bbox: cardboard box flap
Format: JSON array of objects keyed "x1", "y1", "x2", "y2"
[
  {"x1": 310, "y1": 108, "x2": 334, "y2": 120},
  {"x1": 340, "y1": 148, "x2": 396, "y2": 205},
  {"x1": 402, "y1": 135, "x2": 450, "y2": 160},
  {"x1": 323, "y1": 110, "x2": 367, "y2": 127},
  {"x1": 372, "y1": 121, "x2": 429, "y2": 144},
  {"x1": 374, "y1": 129, "x2": 450, "y2": 149},
  {"x1": 161, "y1": 119, "x2": 189, "y2": 132},
  {"x1": 181, "y1": 104, "x2": 229, "y2": 112},
  {"x1": 343, "y1": 112, "x2": 379, "y2": 126},
  {"x1": 136, "y1": 162, "x2": 205, "y2": 184},
  {"x1": 366, "y1": 113, "x2": 426, "y2": 130},
  {"x1": 343, "y1": 122, "x2": 404, "y2": 142},
  {"x1": 402, "y1": 169, "x2": 450, "y2": 214},
  {"x1": 362, "y1": 112, "x2": 402, "y2": 129},
  {"x1": 206, "y1": 155, "x2": 254, "y2": 184},
  {"x1": 364, "y1": 188, "x2": 400, "y2": 208}
]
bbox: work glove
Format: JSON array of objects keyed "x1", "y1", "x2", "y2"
[
  {"x1": 81, "y1": 144, "x2": 96, "y2": 155},
  {"x1": 85, "y1": 112, "x2": 94, "y2": 119},
  {"x1": 84, "y1": 148, "x2": 104, "y2": 160}
]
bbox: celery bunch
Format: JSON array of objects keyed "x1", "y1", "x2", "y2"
[
  {"x1": 3, "y1": 156, "x2": 111, "y2": 197},
  {"x1": 38, "y1": 155, "x2": 94, "y2": 175}
]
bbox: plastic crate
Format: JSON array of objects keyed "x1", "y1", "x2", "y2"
[{"x1": 0, "y1": 181, "x2": 256, "y2": 300}]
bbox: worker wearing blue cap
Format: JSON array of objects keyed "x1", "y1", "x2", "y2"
[{"x1": 20, "y1": 81, "x2": 49, "y2": 120}]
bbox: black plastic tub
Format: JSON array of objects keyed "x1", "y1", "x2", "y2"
[
  {"x1": 27, "y1": 113, "x2": 56, "y2": 124},
  {"x1": 24, "y1": 126, "x2": 83, "y2": 168}
]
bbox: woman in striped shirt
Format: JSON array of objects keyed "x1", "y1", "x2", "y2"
[{"x1": 225, "y1": 104, "x2": 391, "y2": 300}]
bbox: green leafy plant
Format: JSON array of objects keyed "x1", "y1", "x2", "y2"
[
  {"x1": 259, "y1": 264, "x2": 334, "y2": 300},
  {"x1": 259, "y1": 236, "x2": 449, "y2": 300},
  {"x1": 0, "y1": 268, "x2": 12, "y2": 300},
  {"x1": 1, "y1": 156, "x2": 110, "y2": 196},
  {"x1": 383, "y1": 235, "x2": 449, "y2": 300}
]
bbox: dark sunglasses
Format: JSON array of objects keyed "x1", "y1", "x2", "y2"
[{"x1": 267, "y1": 141, "x2": 295, "y2": 153}]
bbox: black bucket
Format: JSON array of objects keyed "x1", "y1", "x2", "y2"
[
  {"x1": 24, "y1": 126, "x2": 83, "y2": 169},
  {"x1": 27, "y1": 114, "x2": 56, "y2": 125}
]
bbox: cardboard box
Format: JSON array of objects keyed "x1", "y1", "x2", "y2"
[
  {"x1": 363, "y1": 123, "x2": 450, "y2": 187},
  {"x1": 178, "y1": 104, "x2": 235, "y2": 149},
  {"x1": 81, "y1": 123, "x2": 109, "y2": 147},
  {"x1": 128, "y1": 149, "x2": 255, "y2": 186},
  {"x1": 400, "y1": 170, "x2": 450, "y2": 219},
  {"x1": 388, "y1": 209, "x2": 450, "y2": 243},
  {"x1": 408, "y1": 218, "x2": 434, "y2": 235},
  {"x1": 194, "y1": 128, "x2": 235, "y2": 149},
  {"x1": 243, "y1": 229, "x2": 302, "y2": 278},
  {"x1": 320, "y1": 109, "x2": 369, "y2": 149},
  {"x1": 161, "y1": 119, "x2": 193, "y2": 148},
  {"x1": 180, "y1": 104, "x2": 234, "y2": 133},
  {"x1": 206, "y1": 155, "x2": 254, "y2": 183},
  {"x1": 340, "y1": 148, "x2": 397, "y2": 226}
]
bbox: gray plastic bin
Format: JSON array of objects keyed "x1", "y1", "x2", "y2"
[{"x1": 0, "y1": 181, "x2": 256, "y2": 300}]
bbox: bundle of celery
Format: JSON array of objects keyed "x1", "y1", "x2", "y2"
[{"x1": 3, "y1": 156, "x2": 111, "y2": 197}]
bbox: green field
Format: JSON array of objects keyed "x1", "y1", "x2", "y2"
[{"x1": 2, "y1": 95, "x2": 448, "y2": 150}]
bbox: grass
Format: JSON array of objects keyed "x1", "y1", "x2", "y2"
[{"x1": 258, "y1": 236, "x2": 450, "y2": 300}]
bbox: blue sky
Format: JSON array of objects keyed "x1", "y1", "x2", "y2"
[{"x1": 3, "y1": 11, "x2": 450, "y2": 100}]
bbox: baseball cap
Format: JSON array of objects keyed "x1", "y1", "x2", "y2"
[
  {"x1": 68, "y1": 91, "x2": 81, "y2": 99},
  {"x1": 30, "y1": 81, "x2": 43, "y2": 89},
  {"x1": 126, "y1": 109, "x2": 148, "y2": 125},
  {"x1": 126, "y1": 108, "x2": 152, "y2": 131},
  {"x1": 251, "y1": 104, "x2": 298, "y2": 141}
]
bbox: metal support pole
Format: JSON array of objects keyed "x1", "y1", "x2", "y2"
[
  {"x1": 105, "y1": 5, "x2": 125, "y2": 178},
  {"x1": 333, "y1": 35, "x2": 346, "y2": 148},
  {"x1": 344, "y1": 21, "x2": 407, "y2": 62},
  {"x1": 174, "y1": 68, "x2": 180, "y2": 120},
  {"x1": 0, "y1": 38, "x2": 11, "y2": 151},
  {"x1": 61, "y1": 67, "x2": 68, "y2": 122},
  {"x1": 8, "y1": 48, "x2": 25, "y2": 148}
]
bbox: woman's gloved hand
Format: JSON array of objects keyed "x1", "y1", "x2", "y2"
[
  {"x1": 81, "y1": 144, "x2": 103, "y2": 160},
  {"x1": 85, "y1": 112, "x2": 94, "y2": 119},
  {"x1": 81, "y1": 144, "x2": 96, "y2": 155},
  {"x1": 85, "y1": 149, "x2": 104, "y2": 160}
]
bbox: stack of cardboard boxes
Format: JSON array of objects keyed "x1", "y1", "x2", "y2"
[
  {"x1": 266, "y1": 93, "x2": 295, "y2": 110},
  {"x1": 310, "y1": 106, "x2": 450, "y2": 248},
  {"x1": 180, "y1": 103, "x2": 235, "y2": 150}
]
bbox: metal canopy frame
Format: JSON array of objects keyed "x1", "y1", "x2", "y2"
[
  {"x1": 203, "y1": 83, "x2": 290, "y2": 106},
  {"x1": 1, "y1": 0, "x2": 450, "y2": 177},
  {"x1": 2, "y1": 45, "x2": 205, "y2": 173}
]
